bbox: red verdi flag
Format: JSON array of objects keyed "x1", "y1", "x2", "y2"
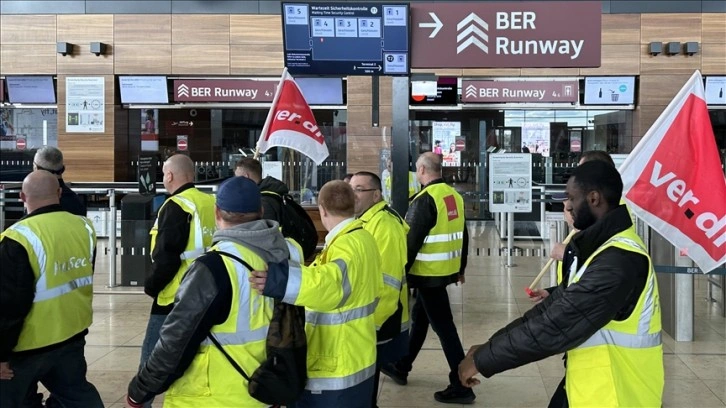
[
  {"x1": 619, "y1": 71, "x2": 726, "y2": 273},
  {"x1": 256, "y1": 69, "x2": 329, "y2": 165}
]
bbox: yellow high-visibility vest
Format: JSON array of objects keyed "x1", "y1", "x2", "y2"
[
  {"x1": 565, "y1": 228, "x2": 663, "y2": 407},
  {"x1": 1, "y1": 211, "x2": 96, "y2": 351},
  {"x1": 151, "y1": 188, "x2": 216, "y2": 306}
]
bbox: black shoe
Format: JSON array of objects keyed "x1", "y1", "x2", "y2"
[
  {"x1": 380, "y1": 363, "x2": 408, "y2": 386},
  {"x1": 433, "y1": 384, "x2": 476, "y2": 404}
]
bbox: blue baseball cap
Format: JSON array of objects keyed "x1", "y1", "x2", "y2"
[{"x1": 216, "y1": 176, "x2": 261, "y2": 213}]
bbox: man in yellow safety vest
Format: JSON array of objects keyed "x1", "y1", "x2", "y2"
[
  {"x1": 459, "y1": 161, "x2": 664, "y2": 408},
  {"x1": 0, "y1": 170, "x2": 102, "y2": 407}
]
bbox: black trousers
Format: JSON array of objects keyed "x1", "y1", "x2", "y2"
[
  {"x1": 398, "y1": 286, "x2": 465, "y2": 386},
  {"x1": 548, "y1": 377, "x2": 569, "y2": 408}
]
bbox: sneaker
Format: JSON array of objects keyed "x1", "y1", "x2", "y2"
[
  {"x1": 433, "y1": 384, "x2": 476, "y2": 404},
  {"x1": 380, "y1": 363, "x2": 408, "y2": 386}
]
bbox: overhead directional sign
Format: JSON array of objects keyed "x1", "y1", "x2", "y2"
[
  {"x1": 410, "y1": 2, "x2": 601, "y2": 68},
  {"x1": 281, "y1": 2, "x2": 410, "y2": 75}
]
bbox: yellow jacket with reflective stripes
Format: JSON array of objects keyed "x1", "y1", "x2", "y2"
[
  {"x1": 281, "y1": 219, "x2": 382, "y2": 391},
  {"x1": 151, "y1": 187, "x2": 216, "y2": 306},
  {"x1": 409, "y1": 183, "x2": 465, "y2": 279},
  {"x1": 358, "y1": 200, "x2": 410, "y2": 338},
  {"x1": 1, "y1": 211, "x2": 96, "y2": 352},
  {"x1": 566, "y1": 227, "x2": 663, "y2": 407},
  {"x1": 383, "y1": 171, "x2": 420, "y2": 202},
  {"x1": 164, "y1": 240, "x2": 272, "y2": 408}
]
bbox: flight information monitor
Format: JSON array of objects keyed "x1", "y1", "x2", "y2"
[{"x1": 282, "y1": 2, "x2": 409, "y2": 76}]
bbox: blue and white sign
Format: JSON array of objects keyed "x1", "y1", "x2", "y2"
[
  {"x1": 282, "y1": 2, "x2": 410, "y2": 75},
  {"x1": 584, "y1": 76, "x2": 636, "y2": 105}
]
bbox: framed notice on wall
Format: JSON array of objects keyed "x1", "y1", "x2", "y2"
[{"x1": 66, "y1": 77, "x2": 105, "y2": 133}]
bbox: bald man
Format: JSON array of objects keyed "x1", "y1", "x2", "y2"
[
  {"x1": 0, "y1": 171, "x2": 103, "y2": 407},
  {"x1": 34, "y1": 146, "x2": 87, "y2": 216},
  {"x1": 138, "y1": 154, "x2": 216, "y2": 406}
]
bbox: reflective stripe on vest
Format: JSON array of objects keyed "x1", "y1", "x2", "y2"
[
  {"x1": 11, "y1": 222, "x2": 94, "y2": 303},
  {"x1": 200, "y1": 241, "x2": 269, "y2": 347},
  {"x1": 334, "y1": 258, "x2": 352, "y2": 308},
  {"x1": 306, "y1": 300, "x2": 377, "y2": 326},
  {"x1": 383, "y1": 274, "x2": 401, "y2": 290},
  {"x1": 423, "y1": 231, "x2": 463, "y2": 244},
  {"x1": 306, "y1": 363, "x2": 376, "y2": 392},
  {"x1": 416, "y1": 249, "x2": 462, "y2": 262},
  {"x1": 175, "y1": 195, "x2": 205, "y2": 260}
]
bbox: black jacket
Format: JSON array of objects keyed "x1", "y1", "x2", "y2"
[
  {"x1": 144, "y1": 183, "x2": 194, "y2": 315},
  {"x1": 405, "y1": 178, "x2": 469, "y2": 288},
  {"x1": 59, "y1": 178, "x2": 87, "y2": 216},
  {"x1": 0, "y1": 204, "x2": 93, "y2": 361},
  {"x1": 259, "y1": 176, "x2": 290, "y2": 224},
  {"x1": 128, "y1": 220, "x2": 289, "y2": 404},
  {"x1": 473, "y1": 205, "x2": 648, "y2": 378}
]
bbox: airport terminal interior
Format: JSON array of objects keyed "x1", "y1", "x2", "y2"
[{"x1": 1, "y1": 0, "x2": 725, "y2": 406}]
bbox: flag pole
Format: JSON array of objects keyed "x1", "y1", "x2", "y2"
[{"x1": 254, "y1": 67, "x2": 288, "y2": 160}]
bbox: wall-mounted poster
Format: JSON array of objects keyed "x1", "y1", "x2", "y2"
[
  {"x1": 141, "y1": 109, "x2": 159, "y2": 151},
  {"x1": 522, "y1": 122, "x2": 550, "y2": 157},
  {"x1": 66, "y1": 77, "x2": 104, "y2": 133}
]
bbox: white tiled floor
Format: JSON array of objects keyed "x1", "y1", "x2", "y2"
[{"x1": 51, "y1": 223, "x2": 726, "y2": 407}]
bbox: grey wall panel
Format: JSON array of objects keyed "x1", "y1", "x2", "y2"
[
  {"x1": 171, "y1": 0, "x2": 258, "y2": 14},
  {"x1": 610, "y1": 1, "x2": 703, "y2": 13},
  {"x1": 260, "y1": 0, "x2": 282, "y2": 14},
  {"x1": 85, "y1": 0, "x2": 171, "y2": 14},
  {"x1": 703, "y1": 0, "x2": 726, "y2": 12},
  {"x1": 0, "y1": 1, "x2": 85, "y2": 14}
]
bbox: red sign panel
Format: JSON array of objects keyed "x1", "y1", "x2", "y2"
[
  {"x1": 0, "y1": 79, "x2": 4, "y2": 102},
  {"x1": 174, "y1": 79, "x2": 277, "y2": 103},
  {"x1": 462, "y1": 80, "x2": 578, "y2": 103},
  {"x1": 16, "y1": 138, "x2": 27, "y2": 151},
  {"x1": 177, "y1": 135, "x2": 188, "y2": 151},
  {"x1": 411, "y1": 1, "x2": 601, "y2": 68}
]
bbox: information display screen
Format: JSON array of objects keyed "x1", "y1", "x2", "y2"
[
  {"x1": 6, "y1": 76, "x2": 56, "y2": 104},
  {"x1": 282, "y1": 2, "x2": 409, "y2": 76},
  {"x1": 119, "y1": 76, "x2": 169, "y2": 104},
  {"x1": 583, "y1": 76, "x2": 635, "y2": 105}
]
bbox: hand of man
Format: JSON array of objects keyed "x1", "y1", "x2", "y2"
[
  {"x1": 457, "y1": 273, "x2": 466, "y2": 285},
  {"x1": 527, "y1": 288, "x2": 550, "y2": 303},
  {"x1": 0, "y1": 362, "x2": 13, "y2": 380},
  {"x1": 458, "y1": 354, "x2": 480, "y2": 388},
  {"x1": 249, "y1": 270, "x2": 268, "y2": 295}
]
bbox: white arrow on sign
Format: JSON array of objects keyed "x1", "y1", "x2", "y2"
[{"x1": 419, "y1": 12, "x2": 443, "y2": 38}]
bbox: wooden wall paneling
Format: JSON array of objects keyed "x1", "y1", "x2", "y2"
[
  {"x1": 230, "y1": 44, "x2": 283, "y2": 75},
  {"x1": 601, "y1": 14, "x2": 640, "y2": 44},
  {"x1": 640, "y1": 14, "x2": 702, "y2": 43},
  {"x1": 411, "y1": 68, "x2": 463, "y2": 77},
  {"x1": 171, "y1": 15, "x2": 230, "y2": 44},
  {"x1": 346, "y1": 76, "x2": 372, "y2": 106},
  {"x1": 114, "y1": 44, "x2": 172, "y2": 74},
  {"x1": 461, "y1": 68, "x2": 521, "y2": 77},
  {"x1": 57, "y1": 75, "x2": 116, "y2": 182},
  {"x1": 114, "y1": 15, "x2": 172, "y2": 44},
  {"x1": 520, "y1": 68, "x2": 580, "y2": 76},
  {"x1": 172, "y1": 44, "x2": 230, "y2": 75},
  {"x1": 635, "y1": 105, "x2": 671, "y2": 139},
  {"x1": 230, "y1": 15, "x2": 282, "y2": 44},
  {"x1": 1, "y1": 44, "x2": 57, "y2": 74},
  {"x1": 702, "y1": 13, "x2": 726, "y2": 44},
  {"x1": 378, "y1": 76, "x2": 393, "y2": 109},
  {"x1": 56, "y1": 15, "x2": 114, "y2": 75},
  {"x1": 701, "y1": 43, "x2": 726, "y2": 75},
  {"x1": 639, "y1": 74, "x2": 693, "y2": 106},
  {"x1": 580, "y1": 44, "x2": 641, "y2": 75},
  {"x1": 640, "y1": 44, "x2": 702, "y2": 75},
  {"x1": 1, "y1": 15, "x2": 56, "y2": 44}
]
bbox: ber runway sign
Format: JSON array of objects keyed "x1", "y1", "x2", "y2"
[{"x1": 411, "y1": 1, "x2": 601, "y2": 68}]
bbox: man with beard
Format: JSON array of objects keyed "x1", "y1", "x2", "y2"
[{"x1": 459, "y1": 161, "x2": 664, "y2": 408}]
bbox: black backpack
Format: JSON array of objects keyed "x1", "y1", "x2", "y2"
[
  {"x1": 261, "y1": 191, "x2": 319, "y2": 260},
  {"x1": 208, "y1": 251, "x2": 308, "y2": 406}
]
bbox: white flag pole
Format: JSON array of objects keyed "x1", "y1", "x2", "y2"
[{"x1": 254, "y1": 67, "x2": 288, "y2": 159}]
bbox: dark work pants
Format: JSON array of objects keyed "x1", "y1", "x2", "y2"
[
  {"x1": 372, "y1": 330, "x2": 409, "y2": 407},
  {"x1": 548, "y1": 377, "x2": 569, "y2": 408},
  {"x1": 397, "y1": 286, "x2": 465, "y2": 386},
  {"x1": 0, "y1": 337, "x2": 103, "y2": 408}
]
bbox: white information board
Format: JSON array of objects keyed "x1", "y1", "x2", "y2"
[
  {"x1": 66, "y1": 77, "x2": 105, "y2": 133},
  {"x1": 489, "y1": 153, "x2": 532, "y2": 213}
]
